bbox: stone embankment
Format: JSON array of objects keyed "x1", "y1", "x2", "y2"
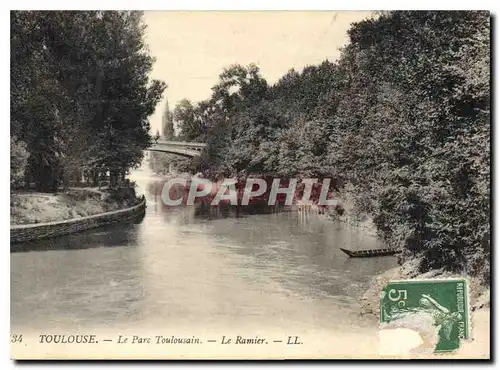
[{"x1": 11, "y1": 188, "x2": 146, "y2": 244}]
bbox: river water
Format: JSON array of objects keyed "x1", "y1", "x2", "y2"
[{"x1": 11, "y1": 167, "x2": 398, "y2": 357}]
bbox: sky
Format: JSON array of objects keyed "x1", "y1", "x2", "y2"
[{"x1": 143, "y1": 11, "x2": 373, "y2": 134}]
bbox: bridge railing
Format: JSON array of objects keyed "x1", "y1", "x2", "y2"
[
  {"x1": 148, "y1": 141, "x2": 206, "y2": 156},
  {"x1": 156, "y1": 141, "x2": 206, "y2": 148}
]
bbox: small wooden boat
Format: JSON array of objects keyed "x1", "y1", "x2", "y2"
[{"x1": 340, "y1": 247, "x2": 401, "y2": 258}]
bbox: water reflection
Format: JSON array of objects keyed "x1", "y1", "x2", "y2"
[
  {"x1": 11, "y1": 215, "x2": 144, "y2": 253},
  {"x1": 11, "y1": 169, "x2": 398, "y2": 333}
]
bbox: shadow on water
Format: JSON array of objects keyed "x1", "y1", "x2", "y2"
[
  {"x1": 194, "y1": 201, "x2": 289, "y2": 219},
  {"x1": 148, "y1": 187, "x2": 289, "y2": 221},
  {"x1": 10, "y1": 213, "x2": 145, "y2": 253}
]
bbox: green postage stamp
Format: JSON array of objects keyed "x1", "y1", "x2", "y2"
[{"x1": 380, "y1": 279, "x2": 470, "y2": 353}]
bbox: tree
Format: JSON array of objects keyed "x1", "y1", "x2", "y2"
[
  {"x1": 174, "y1": 99, "x2": 202, "y2": 141},
  {"x1": 11, "y1": 11, "x2": 166, "y2": 190},
  {"x1": 190, "y1": 11, "x2": 490, "y2": 281},
  {"x1": 10, "y1": 136, "x2": 29, "y2": 189},
  {"x1": 211, "y1": 64, "x2": 268, "y2": 115},
  {"x1": 320, "y1": 11, "x2": 490, "y2": 278},
  {"x1": 11, "y1": 11, "x2": 67, "y2": 191}
]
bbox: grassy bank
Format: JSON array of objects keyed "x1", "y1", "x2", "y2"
[{"x1": 10, "y1": 187, "x2": 140, "y2": 225}]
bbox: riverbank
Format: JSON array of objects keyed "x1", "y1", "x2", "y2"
[
  {"x1": 10, "y1": 187, "x2": 139, "y2": 225},
  {"x1": 11, "y1": 187, "x2": 146, "y2": 245}
]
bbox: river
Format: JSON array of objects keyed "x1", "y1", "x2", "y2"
[{"x1": 11, "y1": 166, "x2": 398, "y2": 358}]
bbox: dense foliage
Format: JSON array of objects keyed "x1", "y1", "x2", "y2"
[
  {"x1": 11, "y1": 11, "x2": 166, "y2": 191},
  {"x1": 10, "y1": 136, "x2": 29, "y2": 189},
  {"x1": 172, "y1": 11, "x2": 490, "y2": 280}
]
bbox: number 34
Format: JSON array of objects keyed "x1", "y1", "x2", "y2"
[{"x1": 11, "y1": 334, "x2": 23, "y2": 343}]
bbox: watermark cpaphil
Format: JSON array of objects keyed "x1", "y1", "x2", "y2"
[{"x1": 158, "y1": 177, "x2": 341, "y2": 207}]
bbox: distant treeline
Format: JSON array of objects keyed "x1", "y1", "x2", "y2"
[
  {"x1": 11, "y1": 11, "x2": 166, "y2": 192},
  {"x1": 172, "y1": 11, "x2": 490, "y2": 280}
]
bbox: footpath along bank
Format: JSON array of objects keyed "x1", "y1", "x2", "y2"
[{"x1": 10, "y1": 187, "x2": 146, "y2": 245}]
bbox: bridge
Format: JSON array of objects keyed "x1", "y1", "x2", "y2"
[{"x1": 147, "y1": 140, "x2": 206, "y2": 158}]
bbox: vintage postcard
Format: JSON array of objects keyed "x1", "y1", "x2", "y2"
[{"x1": 10, "y1": 10, "x2": 490, "y2": 360}]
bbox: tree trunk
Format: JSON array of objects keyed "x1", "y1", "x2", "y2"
[
  {"x1": 62, "y1": 169, "x2": 70, "y2": 191},
  {"x1": 92, "y1": 170, "x2": 99, "y2": 187},
  {"x1": 109, "y1": 169, "x2": 118, "y2": 189}
]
